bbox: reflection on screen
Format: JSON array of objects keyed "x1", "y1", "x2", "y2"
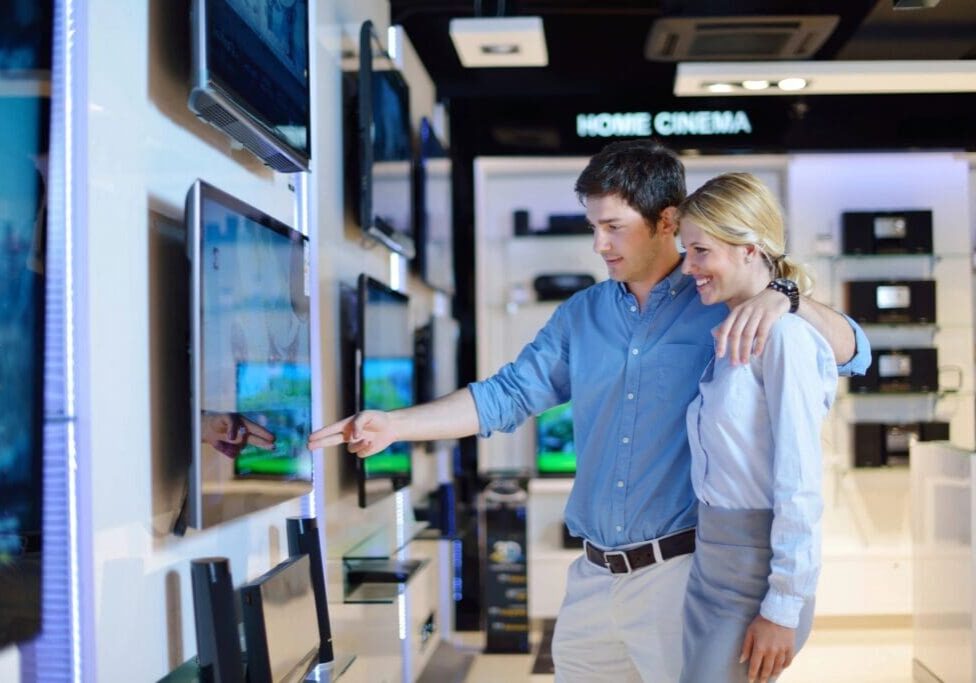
[
  {"x1": 208, "y1": 0, "x2": 309, "y2": 154},
  {"x1": 362, "y1": 357, "x2": 413, "y2": 478},
  {"x1": 536, "y1": 402, "x2": 576, "y2": 476},
  {"x1": 200, "y1": 196, "x2": 311, "y2": 488},
  {"x1": 234, "y1": 362, "x2": 312, "y2": 478},
  {"x1": 0, "y1": 32, "x2": 48, "y2": 643},
  {"x1": 370, "y1": 71, "x2": 411, "y2": 236}
]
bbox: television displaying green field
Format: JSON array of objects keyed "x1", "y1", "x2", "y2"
[
  {"x1": 536, "y1": 402, "x2": 576, "y2": 476},
  {"x1": 362, "y1": 356, "x2": 413, "y2": 479},
  {"x1": 234, "y1": 361, "x2": 312, "y2": 479}
]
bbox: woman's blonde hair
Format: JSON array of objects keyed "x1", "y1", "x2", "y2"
[{"x1": 678, "y1": 172, "x2": 812, "y2": 294}]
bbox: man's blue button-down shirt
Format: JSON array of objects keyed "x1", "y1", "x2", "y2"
[{"x1": 469, "y1": 264, "x2": 871, "y2": 550}]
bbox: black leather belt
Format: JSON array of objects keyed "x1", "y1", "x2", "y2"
[{"x1": 584, "y1": 528, "x2": 696, "y2": 574}]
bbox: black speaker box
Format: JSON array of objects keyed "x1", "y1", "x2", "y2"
[
  {"x1": 533, "y1": 273, "x2": 595, "y2": 301},
  {"x1": 286, "y1": 517, "x2": 334, "y2": 663},
  {"x1": 854, "y1": 422, "x2": 950, "y2": 467},
  {"x1": 841, "y1": 210, "x2": 933, "y2": 255},
  {"x1": 845, "y1": 280, "x2": 936, "y2": 324},
  {"x1": 513, "y1": 209, "x2": 530, "y2": 236},
  {"x1": 190, "y1": 557, "x2": 244, "y2": 683},
  {"x1": 849, "y1": 348, "x2": 938, "y2": 393}
]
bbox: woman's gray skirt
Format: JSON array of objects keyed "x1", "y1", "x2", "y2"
[{"x1": 679, "y1": 504, "x2": 814, "y2": 683}]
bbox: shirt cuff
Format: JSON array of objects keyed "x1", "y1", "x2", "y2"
[
  {"x1": 466, "y1": 382, "x2": 494, "y2": 438},
  {"x1": 836, "y1": 313, "x2": 871, "y2": 377},
  {"x1": 760, "y1": 589, "x2": 805, "y2": 629}
]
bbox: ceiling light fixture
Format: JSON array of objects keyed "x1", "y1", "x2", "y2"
[
  {"x1": 449, "y1": 16, "x2": 548, "y2": 68},
  {"x1": 776, "y1": 77, "x2": 808, "y2": 91},
  {"x1": 741, "y1": 79, "x2": 771, "y2": 91},
  {"x1": 675, "y1": 60, "x2": 976, "y2": 96}
]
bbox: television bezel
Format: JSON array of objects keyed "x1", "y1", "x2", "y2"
[
  {"x1": 413, "y1": 116, "x2": 454, "y2": 294},
  {"x1": 188, "y1": 0, "x2": 311, "y2": 172},
  {"x1": 185, "y1": 179, "x2": 312, "y2": 529},
  {"x1": 354, "y1": 20, "x2": 416, "y2": 259},
  {"x1": 355, "y1": 274, "x2": 414, "y2": 508}
]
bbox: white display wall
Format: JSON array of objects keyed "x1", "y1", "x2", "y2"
[{"x1": 0, "y1": 1, "x2": 446, "y2": 681}]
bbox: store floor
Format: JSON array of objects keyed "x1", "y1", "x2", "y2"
[{"x1": 432, "y1": 620, "x2": 914, "y2": 683}]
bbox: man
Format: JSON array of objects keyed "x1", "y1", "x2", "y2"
[{"x1": 309, "y1": 140, "x2": 869, "y2": 682}]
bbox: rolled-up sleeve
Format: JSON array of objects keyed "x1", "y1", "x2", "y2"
[
  {"x1": 468, "y1": 304, "x2": 572, "y2": 438},
  {"x1": 837, "y1": 313, "x2": 871, "y2": 377}
]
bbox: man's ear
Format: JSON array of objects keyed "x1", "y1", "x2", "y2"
[{"x1": 657, "y1": 206, "x2": 679, "y2": 235}]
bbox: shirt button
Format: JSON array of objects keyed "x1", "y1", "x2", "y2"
[
  {"x1": 622, "y1": 436, "x2": 630, "y2": 444},
  {"x1": 630, "y1": 305, "x2": 637, "y2": 312},
  {"x1": 616, "y1": 525, "x2": 623, "y2": 532},
  {"x1": 627, "y1": 392, "x2": 634, "y2": 400},
  {"x1": 670, "y1": 289, "x2": 676, "y2": 297},
  {"x1": 632, "y1": 348, "x2": 639, "y2": 355},
  {"x1": 617, "y1": 480, "x2": 624, "y2": 488}
]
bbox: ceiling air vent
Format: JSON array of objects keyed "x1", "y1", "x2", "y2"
[{"x1": 645, "y1": 15, "x2": 840, "y2": 61}]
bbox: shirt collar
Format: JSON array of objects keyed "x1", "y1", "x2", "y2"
[{"x1": 613, "y1": 257, "x2": 691, "y2": 302}]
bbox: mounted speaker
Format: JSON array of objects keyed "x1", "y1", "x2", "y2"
[
  {"x1": 286, "y1": 517, "x2": 335, "y2": 663},
  {"x1": 190, "y1": 557, "x2": 243, "y2": 683}
]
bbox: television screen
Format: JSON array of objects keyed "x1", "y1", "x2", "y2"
[
  {"x1": 189, "y1": 0, "x2": 310, "y2": 172},
  {"x1": 356, "y1": 275, "x2": 413, "y2": 507},
  {"x1": 186, "y1": 180, "x2": 312, "y2": 529},
  {"x1": 0, "y1": 5, "x2": 50, "y2": 646},
  {"x1": 344, "y1": 21, "x2": 415, "y2": 258},
  {"x1": 414, "y1": 117, "x2": 454, "y2": 294},
  {"x1": 536, "y1": 402, "x2": 576, "y2": 477}
]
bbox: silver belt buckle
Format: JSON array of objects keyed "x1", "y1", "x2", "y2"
[{"x1": 603, "y1": 550, "x2": 632, "y2": 574}]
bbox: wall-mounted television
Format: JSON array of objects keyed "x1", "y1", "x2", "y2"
[
  {"x1": 0, "y1": 75, "x2": 48, "y2": 648},
  {"x1": 186, "y1": 180, "x2": 312, "y2": 529},
  {"x1": 413, "y1": 117, "x2": 454, "y2": 294},
  {"x1": 189, "y1": 0, "x2": 310, "y2": 173},
  {"x1": 344, "y1": 21, "x2": 415, "y2": 258},
  {"x1": 536, "y1": 402, "x2": 576, "y2": 477},
  {"x1": 355, "y1": 274, "x2": 414, "y2": 507},
  {"x1": 414, "y1": 314, "x2": 460, "y2": 451}
]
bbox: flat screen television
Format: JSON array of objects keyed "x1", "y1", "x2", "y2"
[
  {"x1": 0, "y1": 74, "x2": 48, "y2": 647},
  {"x1": 189, "y1": 0, "x2": 310, "y2": 173},
  {"x1": 344, "y1": 21, "x2": 415, "y2": 258},
  {"x1": 536, "y1": 402, "x2": 576, "y2": 477},
  {"x1": 355, "y1": 274, "x2": 414, "y2": 507},
  {"x1": 186, "y1": 180, "x2": 312, "y2": 529},
  {"x1": 413, "y1": 117, "x2": 454, "y2": 294},
  {"x1": 414, "y1": 314, "x2": 459, "y2": 450}
]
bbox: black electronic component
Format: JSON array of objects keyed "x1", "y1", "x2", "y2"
[
  {"x1": 845, "y1": 280, "x2": 936, "y2": 324},
  {"x1": 841, "y1": 210, "x2": 933, "y2": 255},
  {"x1": 853, "y1": 422, "x2": 950, "y2": 467},
  {"x1": 286, "y1": 517, "x2": 334, "y2": 664},
  {"x1": 849, "y1": 348, "x2": 938, "y2": 393},
  {"x1": 190, "y1": 557, "x2": 243, "y2": 683},
  {"x1": 533, "y1": 273, "x2": 596, "y2": 301}
]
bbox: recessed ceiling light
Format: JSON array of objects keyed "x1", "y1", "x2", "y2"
[
  {"x1": 742, "y1": 79, "x2": 771, "y2": 91},
  {"x1": 777, "y1": 77, "x2": 808, "y2": 91},
  {"x1": 482, "y1": 44, "x2": 520, "y2": 55},
  {"x1": 449, "y1": 16, "x2": 548, "y2": 68},
  {"x1": 676, "y1": 61, "x2": 976, "y2": 96},
  {"x1": 705, "y1": 82, "x2": 735, "y2": 93}
]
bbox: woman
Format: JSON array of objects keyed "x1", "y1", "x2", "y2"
[{"x1": 677, "y1": 172, "x2": 837, "y2": 683}]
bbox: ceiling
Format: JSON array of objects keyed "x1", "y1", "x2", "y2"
[{"x1": 389, "y1": 0, "x2": 976, "y2": 100}]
